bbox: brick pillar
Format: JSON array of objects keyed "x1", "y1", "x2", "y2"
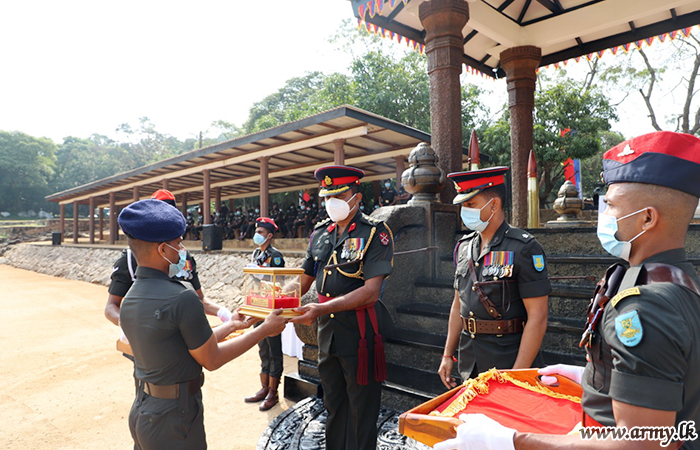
[
  {"x1": 203, "y1": 170, "x2": 211, "y2": 225},
  {"x1": 59, "y1": 204, "x2": 65, "y2": 243},
  {"x1": 72, "y1": 201, "x2": 79, "y2": 243},
  {"x1": 500, "y1": 46, "x2": 541, "y2": 228},
  {"x1": 419, "y1": 0, "x2": 469, "y2": 204},
  {"x1": 132, "y1": 186, "x2": 139, "y2": 203},
  {"x1": 162, "y1": 179, "x2": 169, "y2": 190},
  {"x1": 88, "y1": 197, "x2": 95, "y2": 244},
  {"x1": 109, "y1": 193, "x2": 116, "y2": 245},
  {"x1": 333, "y1": 139, "x2": 345, "y2": 165},
  {"x1": 395, "y1": 156, "x2": 406, "y2": 190},
  {"x1": 181, "y1": 192, "x2": 188, "y2": 216},
  {"x1": 98, "y1": 207, "x2": 104, "y2": 240},
  {"x1": 260, "y1": 157, "x2": 269, "y2": 217},
  {"x1": 215, "y1": 187, "x2": 221, "y2": 214}
]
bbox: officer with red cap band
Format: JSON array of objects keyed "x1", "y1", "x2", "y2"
[
  {"x1": 436, "y1": 131, "x2": 700, "y2": 450},
  {"x1": 290, "y1": 165, "x2": 394, "y2": 450}
]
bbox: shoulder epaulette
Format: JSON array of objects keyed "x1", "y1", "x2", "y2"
[
  {"x1": 314, "y1": 218, "x2": 332, "y2": 229},
  {"x1": 458, "y1": 231, "x2": 477, "y2": 242},
  {"x1": 611, "y1": 287, "x2": 641, "y2": 308},
  {"x1": 504, "y1": 227, "x2": 534, "y2": 243}
]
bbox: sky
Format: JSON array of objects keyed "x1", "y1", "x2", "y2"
[{"x1": 0, "y1": 1, "x2": 689, "y2": 145}]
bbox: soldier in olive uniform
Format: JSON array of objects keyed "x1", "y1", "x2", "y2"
[
  {"x1": 245, "y1": 217, "x2": 286, "y2": 411},
  {"x1": 436, "y1": 132, "x2": 700, "y2": 450},
  {"x1": 438, "y1": 167, "x2": 551, "y2": 388},
  {"x1": 291, "y1": 165, "x2": 394, "y2": 450},
  {"x1": 117, "y1": 199, "x2": 286, "y2": 450}
]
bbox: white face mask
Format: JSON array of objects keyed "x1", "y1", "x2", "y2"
[
  {"x1": 597, "y1": 207, "x2": 648, "y2": 261},
  {"x1": 460, "y1": 198, "x2": 495, "y2": 232},
  {"x1": 325, "y1": 193, "x2": 357, "y2": 222}
]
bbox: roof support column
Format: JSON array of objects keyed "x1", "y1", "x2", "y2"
[
  {"x1": 132, "y1": 186, "x2": 139, "y2": 203},
  {"x1": 214, "y1": 187, "x2": 221, "y2": 215},
  {"x1": 203, "y1": 170, "x2": 211, "y2": 225},
  {"x1": 500, "y1": 46, "x2": 541, "y2": 228},
  {"x1": 88, "y1": 197, "x2": 95, "y2": 244},
  {"x1": 395, "y1": 155, "x2": 406, "y2": 190},
  {"x1": 181, "y1": 192, "x2": 188, "y2": 216},
  {"x1": 419, "y1": 0, "x2": 469, "y2": 204},
  {"x1": 72, "y1": 201, "x2": 79, "y2": 244},
  {"x1": 109, "y1": 193, "x2": 116, "y2": 245},
  {"x1": 59, "y1": 204, "x2": 65, "y2": 243},
  {"x1": 98, "y1": 207, "x2": 104, "y2": 241},
  {"x1": 162, "y1": 179, "x2": 169, "y2": 190},
  {"x1": 260, "y1": 156, "x2": 269, "y2": 217},
  {"x1": 333, "y1": 139, "x2": 345, "y2": 165}
]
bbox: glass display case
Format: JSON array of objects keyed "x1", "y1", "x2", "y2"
[{"x1": 238, "y1": 267, "x2": 303, "y2": 319}]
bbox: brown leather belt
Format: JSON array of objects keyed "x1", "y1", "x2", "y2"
[
  {"x1": 144, "y1": 373, "x2": 204, "y2": 399},
  {"x1": 461, "y1": 316, "x2": 525, "y2": 336}
]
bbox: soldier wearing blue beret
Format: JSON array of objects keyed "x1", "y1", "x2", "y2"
[
  {"x1": 117, "y1": 199, "x2": 286, "y2": 450},
  {"x1": 438, "y1": 166, "x2": 551, "y2": 391},
  {"x1": 290, "y1": 165, "x2": 394, "y2": 450},
  {"x1": 436, "y1": 131, "x2": 700, "y2": 450}
]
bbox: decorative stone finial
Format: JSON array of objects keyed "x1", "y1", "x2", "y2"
[
  {"x1": 401, "y1": 142, "x2": 445, "y2": 204},
  {"x1": 552, "y1": 180, "x2": 584, "y2": 221}
]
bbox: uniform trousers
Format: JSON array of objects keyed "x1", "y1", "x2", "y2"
[
  {"x1": 129, "y1": 381, "x2": 206, "y2": 450},
  {"x1": 318, "y1": 340, "x2": 382, "y2": 450},
  {"x1": 258, "y1": 333, "x2": 283, "y2": 378}
]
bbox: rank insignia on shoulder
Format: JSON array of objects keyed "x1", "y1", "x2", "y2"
[
  {"x1": 615, "y1": 309, "x2": 643, "y2": 347},
  {"x1": 532, "y1": 255, "x2": 545, "y2": 272},
  {"x1": 273, "y1": 257, "x2": 282, "y2": 266},
  {"x1": 611, "y1": 287, "x2": 640, "y2": 308}
]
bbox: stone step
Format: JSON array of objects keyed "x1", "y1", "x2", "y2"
[
  {"x1": 385, "y1": 328, "x2": 445, "y2": 372},
  {"x1": 394, "y1": 302, "x2": 450, "y2": 331}
]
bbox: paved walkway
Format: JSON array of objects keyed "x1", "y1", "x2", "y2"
[{"x1": 0, "y1": 264, "x2": 297, "y2": 450}]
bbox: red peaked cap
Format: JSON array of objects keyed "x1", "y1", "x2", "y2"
[
  {"x1": 314, "y1": 165, "x2": 365, "y2": 197},
  {"x1": 602, "y1": 131, "x2": 700, "y2": 197},
  {"x1": 447, "y1": 166, "x2": 509, "y2": 204},
  {"x1": 255, "y1": 217, "x2": 278, "y2": 232}
]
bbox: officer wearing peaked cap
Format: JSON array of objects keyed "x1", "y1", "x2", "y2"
[
  {"x1": 435, "y1": 131, "x2": 700, "y2": 450},
  {"x1": 437, "y1": 166, "x2": 551, "y2": 390},
  {"x1": 290, "y1": 165, "x2": 394, "y2": 450},
  {"x1": 117, "y1": 199, "x2": 286, "y2": 450}
]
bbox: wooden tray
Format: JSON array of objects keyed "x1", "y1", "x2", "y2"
[
  {"x1": 398, "y1": 369, "x2": 583, "y2": 447},
  {"x1": 238, "y1": 304, "x2": 301, "y2": 319}
]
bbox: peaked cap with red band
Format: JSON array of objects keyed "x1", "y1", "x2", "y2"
[
  {"x1": 602, "y1": 131, "x2": 700, "y2": 197},
  {"x1": 255, "y1": 217, "x2": 278, "y2": 233},
  {"x1": 448, "y1": 166, "x2": 509, "y2": 204},
  {"x1": 314, "y1": 165, "x2": 365, "y2": 197},
  {"x1": 151, "y1": 189, "x2": 177, "y2": 208}
]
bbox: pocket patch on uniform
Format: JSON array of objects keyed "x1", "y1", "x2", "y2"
[
  {"x1": 532, "y1": 255, "x2": 545, "y2": 272},
  {"x1": 615, "y1": 310, "x2": 643, "y2": 347}
]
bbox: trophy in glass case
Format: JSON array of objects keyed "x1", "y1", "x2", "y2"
[{"x1": 238, "y1": 267, "x2": 303, "y2": 319}]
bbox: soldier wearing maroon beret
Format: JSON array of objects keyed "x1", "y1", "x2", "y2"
[
  {"x1": 438, "y1": 166, "x2": 551, "y2": 391},
  {"x1": 290, "y1": 165, "x2": 394, "y2": 450},
  {"x1": 436, "y1": 131, "x2": 700, "y2": 450}
]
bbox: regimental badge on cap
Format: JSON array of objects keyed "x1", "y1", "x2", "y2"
[
  {"x1": 615, "y1": 309, "x2": 643, "y2": 347},
  {"x1": 314, "y1": 165, "x2": 365, "y2": 197},
  {"x1": 447, "y1": 166, "x2": 509, "y2": 205}
]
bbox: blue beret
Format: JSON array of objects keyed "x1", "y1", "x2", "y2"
[
  {"x1": 118, "y1": 199, "x2": 186, "y2": 242},
  {"x1": 603, "y1": 131, "x2": 700, "y2": 197}
]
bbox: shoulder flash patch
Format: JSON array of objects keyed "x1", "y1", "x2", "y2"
[
  {"x1": 611, "y1": 287, "x2": 641, "y2": 308},
  {"x1": 532, "y1": 255, "x2": 545, "y2": 272},
  {"x1": 615, "y1": 309, "x2": 643, "y2": 347}
]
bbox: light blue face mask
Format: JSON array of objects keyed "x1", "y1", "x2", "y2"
[
  {"x1": 596, "y1": 207, "x2": 648, "y2": 261},
  {"x1": 163, "y1": 243, "x2": 187, "y2": 277},
  {"x1": 253, "y1": 232, "x2": 268, "y2": 246},
  {"x1": 460, "y1": 198, "x2": 494, "y2": 232}
]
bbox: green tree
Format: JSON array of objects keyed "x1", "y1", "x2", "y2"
[{"x1": 0, "y1": 131, "x2": 56, "y2": 212}]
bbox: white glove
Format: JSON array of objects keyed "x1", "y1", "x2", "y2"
[
  {"x1": 119, "y1": 328, "x2": 130, "y2": 345},
  {"x1": 433, "y1": 414, "x2": 515, "y2": 450},
  {"x1": 538, "y1": 364, "x2": 584, "y2": 386},
  {"x1": 217, "y1": 307, "x2": 233, "y2": 322}
]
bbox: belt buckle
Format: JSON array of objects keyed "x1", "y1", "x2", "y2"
[{"x1": 467, "y1": 317, "x2": 477, "y2": 336}]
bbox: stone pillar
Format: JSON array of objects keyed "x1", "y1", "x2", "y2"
[
  {"x1": 59, "y1": 204, "x2": 65, "y2": 243},
  {"x1": 333, "y1": 139, "x2": 345, "y2": 165},
  {"x1": 72, "y1": 201, "x2": 79, "y2": 243},
  {"x1": 132, "y1": 186, "x2": 139, "y2": 203},
  {"x1": 203, "y1": 170, "x2": 211, "y2": 225},
  {"x1": 88, "y1": 197, "x2": 95, "y2": 244},
  {"x1": 162, "y1": 179, "x2": 169, "y2": 190},
  {"x1": 500, "y1": 46, "x2": 541, "y2": 228},
  {"x1": 395, "y1": 156, "x2": 406, "y2": 190},
  {"x1": 98, "y1": 207, "x2": 104, "y2": 241},
  {"x1": 419, "y1": 0, "x2": 469, "y2": 204},
  {"x1": 109, "y1": 193, "x2": 116, "y2": 245},
  {"x1": 260, "y1": 156, "x2": 269, "y2": 217}
]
